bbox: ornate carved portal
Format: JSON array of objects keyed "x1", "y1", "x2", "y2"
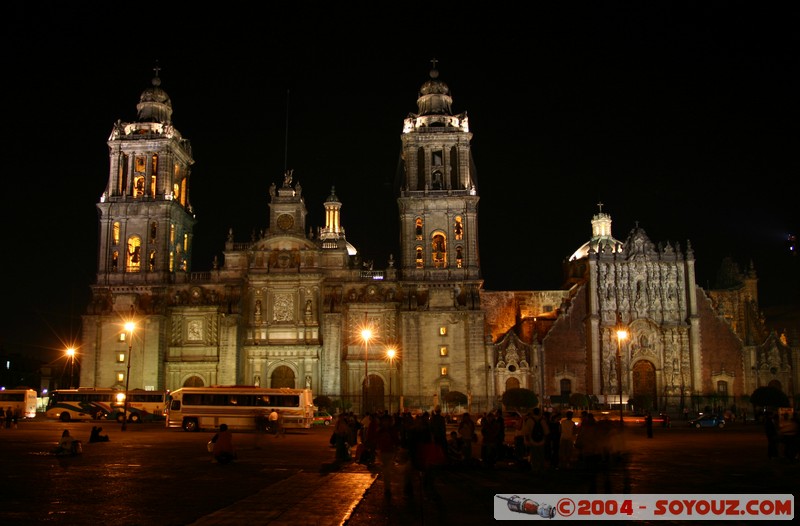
[{"x1": 631, "y1": 360, "x2": 657, "y2": 411}]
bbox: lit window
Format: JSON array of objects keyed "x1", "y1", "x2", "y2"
[
  {"x1": 118, "y1": 353, "x2": 125, "y2": 363},
  {"x1": 439, "y1": 327, "x2": 447, "y2": 336},
  {"x1": 440, "y1": 367, "x2": 447, "y2": 376},
  {"x1": 440, "y1": 346, "x2": 448, "y2": 357},
  {"x1": 119, "y1": 332, "x2": 127, "y2": 342},
  {"x1": 117, "y1": 372, "x2": 124, "y2": 382},
  {"x1": 127, "y1": 236, "x2": 142, "y2": 272}
]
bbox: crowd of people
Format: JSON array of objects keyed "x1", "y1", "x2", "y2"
[
  {"x1": 326, "y1": 405, "x2": 637, "y2": 482},
  {"x1": 324, "y1": 405, "x2": 634, "y2": 499}
]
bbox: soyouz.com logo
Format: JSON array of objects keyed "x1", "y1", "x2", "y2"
[{"x1": 495, "y1": 494, "x2": 794, "y2": 520}]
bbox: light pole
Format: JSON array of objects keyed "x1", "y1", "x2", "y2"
[
  {"x1": 361, "y1": 327, "x2": 373, "y2": 414},
  {"x1": 66, "y1": 348, "x2": 76, "y2": 388},
  {"x1": 122, "y1": 316, "x2": 136, "y2": 432},
  {"x1": 386, "y1": 347, "x2": 396, "y2": 414},
  {"x1": 616, "y1": 323, "x2": 628, "y2": 425}
]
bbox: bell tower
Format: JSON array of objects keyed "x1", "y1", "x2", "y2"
[
  {"x1": 95, "y1": 67, "x2": 196, "y2": 286},
  {"x1": 397, "y1": 62, "x2": 481, "y2": 286}
]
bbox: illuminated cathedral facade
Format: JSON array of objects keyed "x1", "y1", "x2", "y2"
[{"x1": 79, "y1": 65, "x2": 795, "y2": 415}]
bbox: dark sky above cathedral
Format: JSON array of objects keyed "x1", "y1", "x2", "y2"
[{"x1": 4, "y1": 3, "x2": 798, "y2": 364}]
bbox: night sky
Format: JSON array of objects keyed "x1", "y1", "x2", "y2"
[{"x1": 4, "y1": 3, "x2": 798, "y2": 365}]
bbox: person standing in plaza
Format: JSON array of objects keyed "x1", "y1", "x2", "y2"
[
  {"x1": 430, "y1": 406, "x2": 448, "y2": 462},
  {"x1": 764, "y1": 411, "x2": 780, "y2": 460},
  {"x1": 268, "y1": 408, "x2": 279, "y2": 434},
  {"x1": 522, "y1": 407, "x2": 549, "y2": 473},
  {"x1": 254, "y1": 410, "x2": 269, "y2": 448},
  {"x1": 458, "y1": 412, "x2": 476, "y2": 465},
  {"x1": 559, "y1": 410, "x2": 577, "y2": 469},
  {"x1": 645, "y1": 412, "x2": 654, "y2": 438},
  {"x1": 274, "y1": 409, "x2": 286, "y2": 438},
  {"x1": 375, "y1": 412, "x2": 399, "y2": 497},
  {"x1": 333, "y1": 413, "x2": 352, "y2": 462},
  {"x1": 548, "y1": 411, "x2": 561, "y2": 468}
]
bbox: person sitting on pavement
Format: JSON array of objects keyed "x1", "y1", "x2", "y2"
[
  {"x1": 211, "y1": 423, "x2": 236, "y2": 464},
  {"x1": 89, "y1": 426, "x2": 110, "y2": 443},
  {"x1": 54, "y1": 429, "x2": 81, "y2": 455}
]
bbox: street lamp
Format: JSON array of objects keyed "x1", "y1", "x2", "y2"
[
  {"x1": 361, "y1": 326, "x2": 373, "y2": 414},
  {"x1": 66, "y1": 348, "x2": 76, "y2": 388},
  {"x1": 386, "y1": 347, "x2": 396, "y2": 414},
  {"x1": 616, "y1": 323, "x2": 628, "y2": 425},
  {"x1": 122, "y1": 315, "x2": 136, "y2": 432}
]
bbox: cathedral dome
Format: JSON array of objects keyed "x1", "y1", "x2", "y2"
[
  {"x1": 136, "y1": 75, "x2": 173, "y2": 124},
  {"x1": 569, "y1": 211, "x2": 623, "y2": 261},
  {"x1": 416, "y1": 68, "x2": 453, "y2": 116}
]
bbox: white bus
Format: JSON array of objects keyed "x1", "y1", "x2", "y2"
[
  {"x1": 0, "y1": 388, "x2": 38, "y2": 420},
  {"x1": 45, "y1": 387, "x2": 118, "y2": 421},
  {"x1": 166, "y1": 386, "x2": 314, "y2": 432}
]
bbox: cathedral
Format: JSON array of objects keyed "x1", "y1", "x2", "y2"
[{"x1": 79, "y1": 65, "x2": 796, "y2": 415}]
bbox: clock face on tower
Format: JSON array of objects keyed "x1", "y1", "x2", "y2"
[{"x1": 277, "y1": 214, "x2": 294, "y2": 231}]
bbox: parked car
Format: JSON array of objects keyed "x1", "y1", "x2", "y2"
[
  {"x1": 688, "y1": 414, "x2": 725, "y2": 428},
  {"x1": 312, "y1": 411, "x2": 333, "y2": 426}
]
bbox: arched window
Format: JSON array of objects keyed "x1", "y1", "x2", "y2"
[
  {"x1": 415, "y1": 218, "x2": 423, "y2": 240},
  {"x1": 126, "y1": 236, "x2": 142, "y2": 272},
  {"x1": 432, "y1": 233, "x2": 446, "y2": 268}
]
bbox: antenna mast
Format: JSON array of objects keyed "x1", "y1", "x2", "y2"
[{"x1": 284, "y1": 89, "x2": 290, "y2": 173}]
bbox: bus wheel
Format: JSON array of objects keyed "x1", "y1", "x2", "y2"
[
  {"x1": 183, "y1": 419, "x2": 199, "y2": 432},
  {"x1": 116, "y1": 413, "x2": 126, "y2": 423},
  {"x1": 130, "y1": 414, "x2": 141, "y2": 423},
  {"x1": 60, "y1": 412, "x2": 71, "y2": 422}
]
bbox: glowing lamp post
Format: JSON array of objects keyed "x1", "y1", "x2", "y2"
[
  {"x1": 616, "y1": 325, "x2": 628, "y2": 425},
  {"x1": 121, "y1": 318, "x2": 136, "y2": 431},
  {"x1": 386, "y1": 347, "x2": 396, "y2": 414},
  {"x1": 361, "y1": 327, "x2": 373, "y2": 414},
  {"x1": 66, "y1": 348, "x2": 76, "y2": 388}
]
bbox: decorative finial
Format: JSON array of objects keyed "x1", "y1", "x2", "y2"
[{"x1": 430, "y1": 58, "x2": 439, "y2": 79}]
